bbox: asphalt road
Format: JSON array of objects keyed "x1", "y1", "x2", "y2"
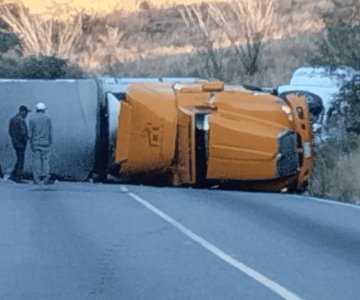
[{"x1": 0, "y1": 181, "x2": 359, "y2": 300}]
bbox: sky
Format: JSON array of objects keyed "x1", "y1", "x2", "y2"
[{"x1": 12, "y1": 0, "x2": 218, "y2": 13}]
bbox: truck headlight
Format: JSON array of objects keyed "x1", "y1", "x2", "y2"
[
  {"x1": 277, "y1": 100, "x2": 293, "y2": 121},
  {"x1": 303, "y1": 142, "x2": 312, "y2": 158}
]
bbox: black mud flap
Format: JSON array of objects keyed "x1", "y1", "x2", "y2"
[
  {"x1": 92, "y1": 82, "x2": 109, "y2": 182},
  {"x1": 195, "y1": 113, "x2": 209, "y2": 187}
]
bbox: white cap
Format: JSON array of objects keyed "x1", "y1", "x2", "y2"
[{"x1": 35, "y1": 102, "x2": 46, "y2": 111}]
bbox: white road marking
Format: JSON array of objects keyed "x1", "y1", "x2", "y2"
[
  {"x1": 292, "y1": 194, "x2": 360, "y2": 210},
  {"x1": 121, "y1": 186, "x2": 303, "y2": 300}
]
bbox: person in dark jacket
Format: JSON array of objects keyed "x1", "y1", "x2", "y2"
[
  {"x1": 8, "y1": 105, "x2": 31, "y2": 183},
  {"x1": 29, "y1": 102, "x2": 53, "y2": 184}
]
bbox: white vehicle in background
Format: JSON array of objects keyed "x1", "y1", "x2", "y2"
[{"x1": 278, "y1": 66, "x2": 358, "y2": 142}]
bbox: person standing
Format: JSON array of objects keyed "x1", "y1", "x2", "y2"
[
  {"x1": 29, "y1": 102, "x2": 53, "y2": 184},
  {"x1": 8, "y1": 105, "x2": 31, "y2": 183}
]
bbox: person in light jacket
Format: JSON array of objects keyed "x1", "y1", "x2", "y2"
[
  {"x1": 29, "y1": 102, "x2": 53, "y2": 184},
  {"x1": 8, "y1": 105, "x2": 31, "y2": 183}
]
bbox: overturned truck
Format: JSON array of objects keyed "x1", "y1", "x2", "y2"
[{"x1": 0, "y1": 78, "x2": 313, "y2": 192}]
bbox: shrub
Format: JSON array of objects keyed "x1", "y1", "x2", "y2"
[
  {"x1": 0, "y1": 30, "x2": 20, "y2": 54},
  {"x1": 310, "y1": 0, "x2": 360, "y2": 69},
  {"x1": 0, "y1": 54, "x2": 85, "y2": 79},
  {"x1": 309, "y1": 140, "x2": 360, "y2": 203},
  {"x1": 19, "y1": 55, "x2": 67, "y2": 79}
]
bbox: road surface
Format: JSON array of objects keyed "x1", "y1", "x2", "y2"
[{"x1": 0, "y1": 180, "x2": 359, "y2": 300}]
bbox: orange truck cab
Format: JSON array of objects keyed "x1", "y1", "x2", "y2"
[{"x1": 114, "y1": 81, "x2": 313, "y2": 192}]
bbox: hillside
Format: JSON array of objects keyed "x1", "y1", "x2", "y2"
[
  {"x1": 0, "y1": 0, "x2": 357, "y2": 86},
  {"x1": 0, "y1": 0, "x2": 330, "y2": 86}
]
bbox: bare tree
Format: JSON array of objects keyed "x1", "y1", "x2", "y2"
[
  {"x1": 178, "y1": 3, "x2": 224, "y2": 80},
  {"x1": 0, "y1": 2, "x2": 83, "y2": 58},
  {"x1": 178, "y1": 0, "x2": 275, "y2": 78},
  {"x1": 208, "y1": 0, "x2": 275, "y2": 76},
  {"x1": 76, "y1": 23, "x2": 126, "y2": 71},
  {"x1": 0, "y1": 2, "x2": 128, "y2": 71}
]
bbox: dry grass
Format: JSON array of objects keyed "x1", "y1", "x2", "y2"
[
  {"x1": 0, "y1": 0, "x2": 327, "y2": 76},
  {"x1": 105, "y1": 30, "x2": 318, "y2": 87},
  {"x1": 309, "y1": 144, "x2": 360, "y2": 204}
]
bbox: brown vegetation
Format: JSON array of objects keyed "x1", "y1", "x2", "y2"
[
  {"x1": 309, "y1": 138, "x2": 360, "y2": 204},
  {"x1": 0, "y1": 0, "x2": 324, "y2": 83}
]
